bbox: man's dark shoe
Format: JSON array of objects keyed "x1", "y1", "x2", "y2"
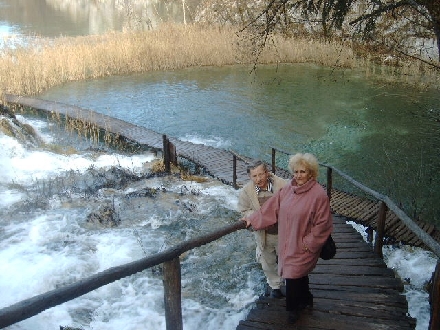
[{"x1": 270, "y1": 289, "x2": 284, "y2": 299}]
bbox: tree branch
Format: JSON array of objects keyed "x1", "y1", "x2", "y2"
[
  {"x1": 394, "y1": 48, "x2": 440, "y2": 70},
  {"x1": 349, "y1": 0, "x2": 413, "y2": 25}
]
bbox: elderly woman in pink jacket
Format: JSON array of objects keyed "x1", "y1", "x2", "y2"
[{"x1": 242, "y1": 153, "x2": 333, "y2": 324}]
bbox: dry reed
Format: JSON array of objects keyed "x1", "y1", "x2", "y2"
[{"x1": 0, "y1": 23, "x2": 437, "y2": 98}]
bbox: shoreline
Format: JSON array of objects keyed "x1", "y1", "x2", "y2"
[{"x1": 1, "y1": 24, "x2": 438, "y2": 99}]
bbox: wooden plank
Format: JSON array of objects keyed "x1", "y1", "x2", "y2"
[
  {"x1": 238, "y1": 308, "x2": 415, "y2": 330},
  {"x1": 252, "y1": 300, "x2": 410, "y2": 321},
  {"x1": 312, "y1": 265, "x2": 395, "y2": 276},
  {"x1": 236, "y1": 216, "x2": 415, "y2": 329}
]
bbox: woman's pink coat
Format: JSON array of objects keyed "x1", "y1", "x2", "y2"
[{"x1": 248, "y1": 179, "x2": 333, "y2": 279}]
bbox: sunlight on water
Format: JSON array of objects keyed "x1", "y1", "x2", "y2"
[{"x1": 180, "y1": 133, "x2": 232, "y2": 149}]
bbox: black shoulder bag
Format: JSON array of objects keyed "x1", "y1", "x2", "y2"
[{"x1": 320, "y1": 235, "x2": 336, "y2": 260}]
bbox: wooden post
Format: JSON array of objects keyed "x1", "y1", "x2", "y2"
[
  {"x1": 163, "y1": 258, "x2": 183, "y2": 330},
  {"x1": 366, "y1": 227, "x2": 373, "y2": 243},
  {"x1": 233, "y1": 155, "x2": 237, "y2": 189},
  {"x1": 326, "y1": 167, "x2": 333, "y2": 201},
  {"x1": 271, "y1": 148, "x2": 276, "y2": 174},
  {"x1": 162, "y1": 135, "x2": 171, "y2": 173},
  {"x1": 169, "y1": 141, "x2": 177, "y2": 166},
  {"x1": 374, "y1": 201, "x2": 387, "y2": 258},
  {"x1": 429, "y1": 260, "x2": 440, "y2": 330}
]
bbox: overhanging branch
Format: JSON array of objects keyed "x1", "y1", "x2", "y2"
[{"x1": 349, "y1": 0, "x2": 413, "y2": 25}]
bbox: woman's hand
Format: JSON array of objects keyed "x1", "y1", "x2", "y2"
[{"x1": 239, "y1": 218, "x2": 251, "y2": 228}]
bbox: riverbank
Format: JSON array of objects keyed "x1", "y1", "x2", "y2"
[{"x1": 1, "y1": 23, "x2": 438, "y2": 99}]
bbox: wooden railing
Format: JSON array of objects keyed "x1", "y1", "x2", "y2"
[
  {"x1": 5, "y1": 93, "x2": 437, "y2": 328},
  {"x1": 1, "y1": 109, "x2": 438, "y2": 328},
  {"x1": 0, "y1": 221, "x2": 246, "y2": 329},
  {"x1": 266, "y1": 147, "x2": 440, "y2": 256},
  {"x1": 163, "y1": 134, "x2": 177, "y2": 172},
  {"x1": 267, "y1": 147, "x2": 440, "y2": 330}
]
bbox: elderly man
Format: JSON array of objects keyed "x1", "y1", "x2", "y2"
[{"x1": 238, "y1": 160, "x2": 287, "y2": 298}]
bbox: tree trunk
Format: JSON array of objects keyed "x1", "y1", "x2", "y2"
[{"x1": 423, "y1": 0, "x2": 440, "y2": 61}]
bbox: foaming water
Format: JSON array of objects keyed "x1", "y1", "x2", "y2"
[
  {"x1": 348, "y1": 221, "x2": 436, "y2": 330},
  {"x1": 180, "y1": 133, "x2": 232, "y2": 149},
  {"x1": 0, "y1": 116, "x2": 261, "y2": 330}
]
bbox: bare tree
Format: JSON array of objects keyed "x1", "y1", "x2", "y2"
[{"x1": 240, "y1": 0, "x2": 440, "y2": 64}]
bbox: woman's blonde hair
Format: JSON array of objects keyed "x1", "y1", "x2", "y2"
[{"x1": 288, "y1": 153, "x2": 319, "y2": 180}]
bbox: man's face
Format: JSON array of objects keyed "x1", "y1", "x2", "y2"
[{"x1": 249, "y1": 164, "x2": 269, "y2": 189}]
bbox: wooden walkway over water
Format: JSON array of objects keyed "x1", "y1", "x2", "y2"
[
  {"x1": 237, "y1": 214, "x2": 416, "y2": 329},
  {"x1": 6, "y1": 94, "x2": 439, "y2": 248},
  {"x1": 4, "y1": 94, "x2": 436, "y2": 329}
]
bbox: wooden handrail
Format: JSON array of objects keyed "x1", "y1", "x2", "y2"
[
  {"x1": 163, "y1": 134, "x2": 171, "y2": 173},
  {"x1": 270, "y1": 146, "x2": 440, "y2": 330},
  {"x1": 233, "y1": 154, "x2": 238, "y2": 189},
  {"x1": 229, "y1": 150, "x2": 250, "y2": 164},
  {"x1": 430, "y1": 260, "x2": 440, "y2": 330},
  {"x1": 374, "y1": 201, "x2": 388, "y2": 259},
  {"x1": 3, "y1": 94, "x2": 437, "y2": 327},
  {"x1": 163, "y1": 258, "x2": 182, "y2": 330},
  {"x1": 270, "y1": 147, "x2": 440, "y2": 257},
  {"x1": 326, "y1": 167, "x2": 332, "y2": 200},
  {"x1": 162, "y1": 135, "x2": 177, "y2": 172},
  {"x1": 325, "y1": 164, "x2": 440, "y2": 257},
  {"x1": 0, "y1": 221, "x2": 247, "y2": 329}
]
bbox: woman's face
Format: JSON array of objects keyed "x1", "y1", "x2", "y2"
[{"x1": 293, "y1": 165, "x2": 312, "y2": 186}]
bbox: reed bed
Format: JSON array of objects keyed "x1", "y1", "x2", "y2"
[{"x1": 0, "y1": 23, "x2": 437, "y2": 98}]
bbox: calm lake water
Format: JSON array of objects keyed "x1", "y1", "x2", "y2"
[{"x1": 0, "y1": 0, "x2": 194, "y2": 41}]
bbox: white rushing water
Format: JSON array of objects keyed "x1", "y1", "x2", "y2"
[
  {"x1": 0, "y1": 115, "x2": 260, "y2": 329},
  {"x1": 0, "y1": 115, "x2": 437, "y2": 330}
]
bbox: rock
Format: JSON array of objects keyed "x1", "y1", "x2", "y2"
[
  {"x1": 86, "y1": 204, "x2": 120, "y2": 227},
  {"x1": 125, "y1": 187, "x2": 158, "y2": 198},
  {"x1": 0, "y1": 104, "x2": 16, "y2": 118},
  {"x1": 0, "y1": 113, "x2": 44, "y2": 147}
]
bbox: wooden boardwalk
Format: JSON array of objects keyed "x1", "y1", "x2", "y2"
[
  {"x1": 329, "y1": 189, "x2": 440, "y2": 249},
  {"x1": 5, "y1": 94, "x2": 439, "y2": 248},
  {"x1": 237, "y1": 215, "x2": 416, "y2": 329},
  {"x1": 4, "y1": 94, "x2": 432, "y2": 329},
  {"x1": 5, "y1": 94, "x2": 247, "y2": 185}
]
